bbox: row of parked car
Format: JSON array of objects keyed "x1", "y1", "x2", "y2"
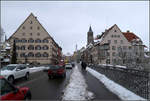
[
  {"x1": 0, "y1": 62, "x2": 75, "y2": 100},
  {"x1": 0, "y1": 64, "x2": 31, "y2": 100}
]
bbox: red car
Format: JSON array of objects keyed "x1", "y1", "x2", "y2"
[
  {"x1": 0, "y1": 76, "x2": 31, "y2": 100},
  {"x1": 48, "y1": 65, "x2": 66, "y2": 79}
]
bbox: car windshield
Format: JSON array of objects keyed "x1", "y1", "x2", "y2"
[
  {"x1": 50, "y1": 66, "x2": 62, "y2": 69},
  {"x1": 1, "y1": 66, "x2": 16, "y2": 71}
]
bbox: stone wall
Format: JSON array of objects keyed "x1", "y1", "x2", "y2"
[{"x1": 90, "y1": 65, "x2": 149, "y2": 99}]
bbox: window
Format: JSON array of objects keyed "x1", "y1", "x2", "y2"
[
  {"x1": 37, "y1": 26, "x2": 40, "y2": 30},
  {"x1": 0, "y1": 79, "x2": 15, "y2": 95},
  {"x1": 28, "y1": 52, "x2": 34, "y2": 57},
  {"x1": 108, "y1": 40, "x2": 111, "y2": 44},
  {"x1": 37, "y1": 33, "x2": 40, "y2": 36},
  {"x1": 117, "y1": 35, "x2": 120, "y2": 38},
  {"x1": 22, "y1": 26, "x2": 25, "y2": 29},
  {"x1": 35, "y1": 45, "x2": 41, "y2": 50},
  {"x1": 30, "y1": 33, "x2": 32, "y2": 36},
  {"x1": 43, "y1": 39, "x2": 48, "y2": 43},
  {"x1": 111, "y1": 35, "x2": 113, "y2": 38},
  {"x1": 35, "y1": 52, "x2": 41, "y2": 57},
  {"x1": 43, "y1": 52, "x2": 49, "y2": 57},
  {"x1": 42, "y1": 45, "x2": 49, "y2": 50},
  {"x1": 35, "y1": 39, "x2": 41, "y2": 43},
  {"x1": 114, "y1": 30, "x2": 117, "y2": 32},
  {"x1": 16, "y1": 46, "x2": 20, "y2": 50},
  {"x1": 20, "y1": 46, "x2": 26, "y2": 50},
  {"x1": 20, "y1": 53, "x2": 25, "y2": 57},
  {"x1": 30, "y1": 26, "x2": 32, "y2": 29},
  {"x1": 28, "y1": 38, "x2": 34, "y2": 43},
  {"x1": 21, "y1": 38, "x2": 27, "y2": 43},
  {"x1": 112, "y1": 46, "x2": 116, "y2": 50},
  {"x1": 120, "y1": 40, "x2": 123, "y2": 44},
  {"x1": 112, "y1": 52, "x2": 116, "y2": 56},
  {"x1": 28, "y1": 45, "x2": 34, "y2": 50},
  {"x1": 114, "y1": 40, "x2": 117, "y2": 44},
  {"x1": 14, "y1": 38, "x2": 19, "y2": 43}
]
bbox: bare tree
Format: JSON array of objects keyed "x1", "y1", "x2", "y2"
[{"x1": 0, "y1": 26, "x2": 4, "y2": 43}]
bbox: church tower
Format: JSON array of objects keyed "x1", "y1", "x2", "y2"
[{"x1": 87, "y1": 26, "x2": 94, "y2": 45}]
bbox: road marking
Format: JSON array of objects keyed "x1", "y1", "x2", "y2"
[{"x1": 17, "y1": 74, "x2": 47, "y2": 87}]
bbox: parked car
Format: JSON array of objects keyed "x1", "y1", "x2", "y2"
[
  {"x1": 0, "y1": 64, "x2": 30, "y2": 84},
  {"x1": 0, "y1": 76, "x2": 31, "y2": 100},
  {"x1": 43, "y1": 66, "x2": 50, "y2": 72},
  {"x1": 65, "y1": 63, "x2": 73, "y2": 69},
  {"x1": 48, "y1": 65, "x2": 66, "y2": 79}
]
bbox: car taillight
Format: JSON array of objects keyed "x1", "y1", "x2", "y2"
[{"x1": 48, "y1": 70, "x2": 52, "y2": 73}]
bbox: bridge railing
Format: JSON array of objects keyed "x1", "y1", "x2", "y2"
[{"x1": 89, "y1": 65, "x2": 149, "y2": 99}]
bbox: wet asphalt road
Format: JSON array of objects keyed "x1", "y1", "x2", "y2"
[
  {"x1": 14, "y1": 69, "x2": 72, "y2": 100},
  {"x1": 78, "y1": 64, "x2": 120, "y2": 100}
]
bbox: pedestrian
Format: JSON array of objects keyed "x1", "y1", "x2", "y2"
[{"x1": 81, "y1": 61, "x2": 87, "y2": 70}]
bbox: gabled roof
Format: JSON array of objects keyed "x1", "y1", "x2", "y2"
[
  {"x1": 122, "y1": 31, "x2": 139, "y2": 42},
  {"x1": 8, "y1": 13, "x2": 52, "y2": 41}
]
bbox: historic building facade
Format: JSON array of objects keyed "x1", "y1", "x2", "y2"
[
  {"x1": 81, "y1": 24, "x2": 145, "y2": 66},
  {"x1": 8, "y1": 13, "x2": 62, "y2": 65}
]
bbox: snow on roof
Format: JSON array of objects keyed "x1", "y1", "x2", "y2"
[{"x1": 87, "y1": 67, "x2": 145, "y2": 100}]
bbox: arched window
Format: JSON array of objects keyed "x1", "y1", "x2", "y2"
[
  {"x1": 21, "y1": 38, "x2": 27, "y2": 43},
  {"x1": 28, "y1": 38, "x2": 34, "y2": 43},
  {"x1": 43, "y1": 39, "x2": 48, "y2": 43},
  {"x1": 35, "y1": 52, "x2": 41, "y2": 57},
  {"x1": 28, "y1": 52, "x2": 34, "y2": 57},
  {"x1": 42, "y1": 45, "x2": 49, "y2": 50},
  {"x1": 35, "y1": 45, "x2": 41, "y2": 50},
  {"x1": 43, "y1": 52, "x2": 49, "y2": 57},
  {"x1": 35, "y1": 39, "x2": 41, "y2": 43},
  {"x1": 28, "y1": 45, "x2": 34, "y2": 50}
]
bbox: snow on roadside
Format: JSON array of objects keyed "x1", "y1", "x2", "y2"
[
  {"x1": 29, "y1": 66, "x2": 48, "y2": 73},
  {"x1": 86, "y1": 67, "x2": 146, "y2": 100},
  {"x1": 99, "y1": 64, "x2": 127, "y2": 69},
  {"x1": 62, "y1": 66, "x2": 94, "y2": 100}
]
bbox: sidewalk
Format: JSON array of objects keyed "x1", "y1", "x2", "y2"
[{"x1": 78, "y1": 64, "x2": 120, "y2": 100}]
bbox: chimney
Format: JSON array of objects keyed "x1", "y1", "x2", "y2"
[{"x1": 127, "y1": 30, "x2": 130, "y2": 33}]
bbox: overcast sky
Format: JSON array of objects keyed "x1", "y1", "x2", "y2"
[{"x1": 1, "y1": 1, "x2": 149, "y2": 54}]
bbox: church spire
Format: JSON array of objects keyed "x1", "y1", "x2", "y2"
[{"x1": 89, "y1": 26, "x2": 93, "y2": 32}]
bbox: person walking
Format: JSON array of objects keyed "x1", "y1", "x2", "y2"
[{"x1": 81, "y1": 61, "x2": 87, "y2": 70}]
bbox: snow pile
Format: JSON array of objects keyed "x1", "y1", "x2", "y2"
[
  {"x1": 99, "y1": 64, "x2": 127, "y2": 69},
  {"x1": 86, "y1": 67, "x2": 146, "y2": 100},
  {"x1": 29, "y1": 66, "x2": 47, "y2": 73},
  {"x1": 62, "y1": 66, "x2": 94, "y2": 100}
]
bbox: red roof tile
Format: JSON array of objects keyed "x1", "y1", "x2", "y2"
[{"x1": 122, "y1": 32, "x2": 139, "y2": 42}]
